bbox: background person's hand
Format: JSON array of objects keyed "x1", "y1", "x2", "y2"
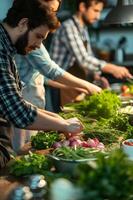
[
  {"x1": 102, "y1": 64, "x2": 133, "y2": 79},
  {"x1": 93, "y1": 74, "x2": 110, "y2": 89}
]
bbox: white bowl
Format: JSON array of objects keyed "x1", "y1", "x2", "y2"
[{"x1": 122, "y1": 139, "x2": 133, "y2": 160}]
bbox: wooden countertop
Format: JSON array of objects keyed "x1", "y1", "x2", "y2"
[{"x1": 0, "y1": 176, "x2": 22, "y2": 200}]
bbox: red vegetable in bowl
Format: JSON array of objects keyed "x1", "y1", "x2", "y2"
[
  {"x1": 62, "y1": 140, "x2": 70, "y2": 147},
  {"x1": 97, "y1": 142, "x2": 105, "y2": 150},
  {"x1": 87, "y1": 139, "x2": 97, "y2": 148},
  {"x1": 52, "y1": 142, "x2": 62, "y2": 149},
  {"x1": 124, "y1": 141, "x2": 133, "y2": 146},
  {"x1": 70, "y1": 139, "x2": 82, "y2": 147},
  {"x1": 69, "y1": 136, "x2": 80, "y2": 142},
  {"x1": 81, "y1": 141, "x2": 89, "y2": 148},
  {"x1": 52, "y1": 136, "x2": 104, "y2": 150},
  {"x1": 93, "y1": 138, "x2": 100, "y2": 146}
]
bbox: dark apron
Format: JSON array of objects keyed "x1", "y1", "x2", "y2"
[
  {"x1": 60, "y1": 17, "x2": 95, "y2": 106},
  {"x1": 0, "y1": 118, "x2": 14, "y2": 168},
  {"x1": 46, "y1": 17, "x2": 94, "y2": 111},
  {"x1": 60, "y1": 62, "x2": 86, "y2": 106}
]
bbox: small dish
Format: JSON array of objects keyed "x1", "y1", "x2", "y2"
[{"x1": 121, "y1": 139, "x2": 133, "y2": 160}]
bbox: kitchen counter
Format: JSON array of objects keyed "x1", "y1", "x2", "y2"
[{"x1": 0, "y1": 175, "x2": 22, "y2": 200}]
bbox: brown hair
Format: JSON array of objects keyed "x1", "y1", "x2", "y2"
[
  {"x1": 4, "y1": 0, "x2": 60, "y2": 32},
  {"x1": 76, "y1": 0, "x2": 106, "y2": 11},
  {"x1": 45, "y1": 0, "x2": 62, "y2": 11}
]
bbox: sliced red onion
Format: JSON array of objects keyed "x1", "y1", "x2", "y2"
[
  {"x1": 81, "y1": 141, "x2": 89, "y2": 148},
  {"x1": 87, "y1": 139, "x2": 97, "y2": 148},
  {"x1": 62, "y1": 140, "x2": 70, "y2": 147},
  {"x1": 93, "y1": 138, "x2": 100, "y2": 146},
  {"x1": 70, "y1": 140, "x2": 81, "y2": 147},
  {"x1": 69, "y1": 136, "x2": 80, "y2": 142},
  {"x1": 96, "y1": 142, "x2": 105, "y2": 150},
  {"x1": 52, "y1": 142, "x2": 62, "y2": 149}
]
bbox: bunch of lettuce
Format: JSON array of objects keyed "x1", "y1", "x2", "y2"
[{"x1": 66, "y1": 90, "x2": 121, "y2": 119}]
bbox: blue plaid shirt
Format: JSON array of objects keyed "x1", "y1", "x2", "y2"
[
  {"x1": 0, "y1": 24, "x2": 37, "y2": 128},
  {"x1": 15, "y1": 43, "x2": 65, "y2": 87},
  {"x1": 50, "y1": 15, "x2": 106, "y2": 71}
]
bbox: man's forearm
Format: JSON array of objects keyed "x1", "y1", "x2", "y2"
[
  {"x1": 38, "y1": 109, "x2": 63, "y2": 119},
  {"x1": 56, "y1": 71, "x2": 101, "y2": 94},
  {"x1": 48, "y1": 79, "x2": 71, "y2": 89},
  {"x1": 26, "y1": 108, "x2": 83, "y2": 135},
  {"x1": 26, "y1": 109, "x2": 67, "y2": 132},
  {"x1": 56, "y1": 72, "x2": 88, "y2": 89}
]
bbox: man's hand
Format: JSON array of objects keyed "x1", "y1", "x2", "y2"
[
  {"x1": 64, "y1": 118, "x2": 84, "y2": 136},
  {"x1": 85, "y1": 82, "x2": 102, "y2": 95},
  {"x1": 102, "y1": 64, "x2": 133, "y2": 79},
  {"x1": 93, "y1": 74, "x2": 110, "y2": 89},
  {"x1": 75, "y1": 87, "x2": 88, "y2": 94}
]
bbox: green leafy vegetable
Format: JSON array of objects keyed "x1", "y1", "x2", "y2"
[
  {"x1": 60, "y1": 111, "x2": 133, "y2": 145},
  {"x1": 76, "y1": 150, "x2": 133, "y2": 200},
  {"x1": 9, "y1": 152, "x2": 51, "y2": 176},
  {"x1": 31, "y1": 131, "x2": 60, "y2": 150},
  {"x1": 65, "y1": 90, "x2": 121, "y2": 119}
]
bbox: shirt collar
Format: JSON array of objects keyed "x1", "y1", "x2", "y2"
[
  {"x1": 0, "y1": 23, "x2": 17, "y2": 57},
  {"x1": 73, "y1": 15, "x2": 87, "y2": 30}
]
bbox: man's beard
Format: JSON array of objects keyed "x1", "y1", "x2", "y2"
[
  {"x1": 82, "y1": 14, "x2": 90, "y2": 26},
  {"x1": 15, "y1": 30, "x2": 29, "y2": 55},
  {"x1": 82, "y1": 14, "x2": 89, "y2": 25}
]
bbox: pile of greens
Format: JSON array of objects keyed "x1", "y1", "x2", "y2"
[
  {"x1": 83, "y1": 114, "x2": 133, "y2": 145},
  {"x1": 9, "y1": 152, "x2": 51, "y2": 177},
  {"x1": 84, "y1": 124, "x2": 123, "y2": 145},
  {"x1": 52, "y1": 147, "x2": 106, "y2": 160},
  {"x1": 31, "y1": 131, "x2": 60, "y2": 150},
  {"x1": 65, "y1": 90, "x2": 121, "y2": 119},
  {"x1": 60, "y1": 102, "x2": 133, "y2": 146},
  {"x1": 60, "y1": 111, "x2": 132, "y2": 145},
  {"x1": 76, "y1": 150, "x2": 133, "y2": 200}
]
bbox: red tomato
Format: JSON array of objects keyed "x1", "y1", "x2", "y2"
[
  {"x1": 121, "y1": 85, "x2": 129, "y2": 93},
  {"x1": 124, "y1": 141, "x2": 133, "y2": 146}
]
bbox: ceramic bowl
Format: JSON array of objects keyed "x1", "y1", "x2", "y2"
[{"x1": 121, "y1": 139, "x2": 133, "y2": 160}]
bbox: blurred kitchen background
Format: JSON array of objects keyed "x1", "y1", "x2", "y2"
[{"x1": 46, "y1": 0, "x2": 133, "y2": 83}]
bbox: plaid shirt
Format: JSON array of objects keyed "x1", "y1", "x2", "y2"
[
  {"x1": 50, "y1": 15, "x2": 107, "y2": 72},
  {"x1": 0, "y1": 23, "x2": 37, "y2": 128}
]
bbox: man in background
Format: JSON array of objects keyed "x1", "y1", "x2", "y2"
[{"x1": 50, "y1": 0, "x2": 132, "y2": 105}]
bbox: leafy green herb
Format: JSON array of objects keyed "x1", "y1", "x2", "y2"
[
  {"x1": 9, "y1": 152, "x2": 51, "y2": 176},
  {"x1": 76, "y1": 150, "x2": 133, "y2": 200},
  {"x1": 65, "y1": 90, "x2": 121, "y2": 119},
  {"x1": 108, "y1": 113, "x2": 129, "y2": 131},
  {"x1": 31, "y1": 131, "x2": 60, "y2": 150},
  {"x1": 60, "y1": 111, "x2": 133, "y2": 145}
]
